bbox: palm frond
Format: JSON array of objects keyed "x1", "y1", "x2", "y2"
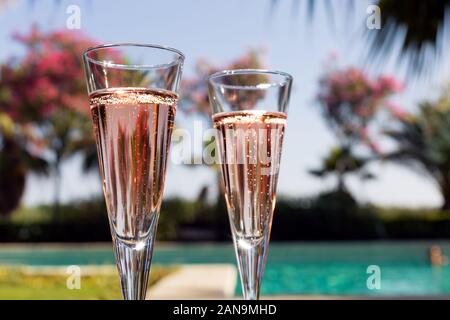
[
  {"x1": 282, "y1": 0, "x2": 450, "y2": 78},
  {"x1": 366, "y1": 0, "x2": 450, "y2": 78}
]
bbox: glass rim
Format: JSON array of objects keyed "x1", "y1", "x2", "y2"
[
  {"x1": 208, "y1": 69, "x2": 293, "y2": 90},
  {"x1": 83, "y1": 43, "x2": 185, "y2": 69}
]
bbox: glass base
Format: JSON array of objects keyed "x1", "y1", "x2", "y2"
[
  {"x1": 112, "y1": 213, "x2": 159, "y2": 300},
  {"x1": 233, "y1": 235, "x2": 270, "y2": 300}
]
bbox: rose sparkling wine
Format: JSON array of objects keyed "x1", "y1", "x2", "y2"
[
  {"x1": 90, "y1": 88, "x2": 176, "y2": 238},
  {"x1": 213, "y1": 111, "x2": 286, "y2": 242},
  {"x1": 208, "y1": 69, "x2": 292, "y2": 300},
  {"x1": 90, "y1": 87, "x2": 176, "y2": 298},
  {"x1": 213, "y1": 110, "x2": 286, "y2": 299},
  {"x1": 83, "y1": 43, "x2": 184, "y2": 300}
]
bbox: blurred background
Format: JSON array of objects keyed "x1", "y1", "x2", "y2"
[{"x1": 1, "y1": 0, "x2": 450, "y2": 299}]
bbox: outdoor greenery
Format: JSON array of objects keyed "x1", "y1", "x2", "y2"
[
  {"x1": 312, "y1": 63, "x2": 403, "y2": 195},
  {"x1": 1, "y1": 196, "x2": 450, "y2": 242},
  {"x1": 0, "y1": 27, "x2": 97, "y2": 216},
  {"x1": 0, "y1": 0, "x2": 448, "y2": 302},
  {"x1": 0, "y1": 266, "x2": 173, "y2": 299},
  {"x1": 384, "y1": 86, "x2": 450, "y2": 210},
  {"x1": 0, "y1": 21, "x2": 450, "y2": 243}
]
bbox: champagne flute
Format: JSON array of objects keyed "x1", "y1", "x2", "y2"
[
  {"x1": 83, "y1": 44, "x2": 184, "y2": 300},
  {"x1": 208, "y1": 69, "x2": 292, "y2": 300}
]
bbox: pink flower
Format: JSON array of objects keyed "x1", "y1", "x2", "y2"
[
  {"x1": 377, "y1": 76, "x2": 404, "y2": 93},
  {"x1": 317, "y1": 63, "x2": 403, "y2": 149},
  {"x1": 0, "y1": 27, "x2": 100, "y2": 123},
  {"x1": 386, "y1": 101, "x2": 409, "y2": 120}
]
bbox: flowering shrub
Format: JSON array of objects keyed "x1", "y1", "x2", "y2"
[
  {"x1": 0, "y1": 27, "x2": 100, "y2": 215},
  {"x1": 180, "y1": 50, "x2": 265, "y2": 117},
  {"x1": 0, "y1": 26, "x2": 96, "y2": 122},
  {"x1": 317, "y1": 66, "x2": 403, "y2": 150},
  {"x1": 313, "y1": 62, "x2": 404, "y2": 195}
]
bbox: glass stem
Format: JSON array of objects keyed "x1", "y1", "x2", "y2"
[
  {"x1": 113, "y1": 213, "x2": 159, "y2": 300},
  {"x1": 234, "y1": 237, "x2": 268, "y2": 300}
]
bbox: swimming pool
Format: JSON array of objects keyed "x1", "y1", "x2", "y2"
[{"x1": 1, "y1": 241, "x2": 449, "y2": 297}]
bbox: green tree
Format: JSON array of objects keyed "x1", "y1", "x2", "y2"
[
  {"x1": 384, "y1": 86, "x2": 450, "y2": 209},
  {"x1": 0, "y1": 113, "x2": 47, "y2": 216},
  {"x1": 0, "y1": 27, "x2": 99, "y2": 216},
  {"x1": 313, "y1": 64, "x2": 402, "y2": 195},
  {"x1": 310, "y1": 147, "x2": 374, "y2": 193}
]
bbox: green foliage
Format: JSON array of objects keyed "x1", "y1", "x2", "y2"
[
  {"x1": 376, "y1": 207, "x2": 450, "y2": 222},
  {"x1": 272, "y1": 192, "x2": 384, "y2": 240},
  {"x1": 0, "y1": 266, "x2": 174, "y2": 300},
  {"x1": 314, "y1": 65, "x2": 401, "y2": 194},
  {"x1": 385, "y1": 85, "x2": 450, "y2": 209},
  {"x1": 376, "y1": 207, "x2": 450, "y2": 239},
  {"x1": 0, "y1": 197, "x2": 206, "y2": 242},
  {"x1": 310, "y1": 147, "x2": 374, "y2": 182},
  {"x1": 0, "y1": 114, "x2": 48, "y2": 216},
  {"x1": 0, "y1": 27, "x2": 100, "y2": 216},
  {"x1": 158, "y1": 198, "x2": 201, "y2": 240},
  {"x1": 3, "y1": 196, "x2": 450, "y2": 242}
]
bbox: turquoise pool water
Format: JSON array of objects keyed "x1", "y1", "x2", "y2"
[{"x1": 1, "y1": 241, "x2": 449, "y2": 297}]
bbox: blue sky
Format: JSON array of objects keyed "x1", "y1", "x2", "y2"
[{"x1": 1, "y1": 0, "x2": 449, "y2": 207}]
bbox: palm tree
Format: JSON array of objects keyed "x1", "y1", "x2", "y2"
[
  {"x1": 384, "y1": 86, "x2": 450, "y2": 209},
  {"x1": 282, "y1": 0, "x2": 450, "y2": 77},
  {"x1": 310, "y1": 147, "x2": 374, "y2": 194},
  {"x1": 368, "y1": 0, "x2": 450, "y2": 77}
]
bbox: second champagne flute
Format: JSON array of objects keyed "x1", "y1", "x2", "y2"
[
  {"x1": 208, "y1": 69, "x2": 293, "y2": 300},
  {"x1": 83, "y1": 44, "x2": 184, "y2": 300}
]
